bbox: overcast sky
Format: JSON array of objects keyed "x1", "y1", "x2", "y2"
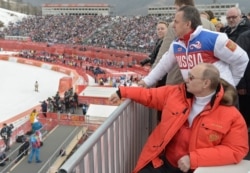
[{"x1": 21, "y1": 0, "x2": 249, "y2": 15}]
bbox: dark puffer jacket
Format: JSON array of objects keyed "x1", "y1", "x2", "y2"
[
  {"x1": 223, "y1": 16, "x2": 250, "y2": 41},
  {"x1": 148, "y1": 38, "x2": 163, "y2": 65},
  {"x1": 236, "y1": 30, "x2": 250, "y2": 95}
]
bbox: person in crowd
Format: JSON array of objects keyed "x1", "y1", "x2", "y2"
[
  {"x1": 200, "y1": 11, "x2": 210, "y2": 20},
  {"x1": 59, "y1": 148, "x2": 66, "y2": 157},
  {"x1": 69, "y1": 96, "x2": 75, "y2": 114},
  {"x1": 215, "y1": 21, "x2": 224, "y2": 32},
  {"x1": 73, "y1": 92, "x2": 79, "y2": 108},
  {"x1": 35, "y1": 130, "x2": 43, "y2": 147},
  {"x1": 236, "y1": 30, "x2": 250, "y2": 131},
  {"x1": 0, "y1": 123, "x2": 13, "y2": 151},
  {"x1": 223, "y1": 7, "x2": 250, "y2": 42},
  {"x1": 140, "y1": 21, "x2": 168, "y2": 67},
  {"x1": 140, "y1": 20, "x2": 169, "y2": 121},
  {"x1": 138, "y1": 6, "x2": 249, "y2": 89},
  {"x1": 15, "y1": 136, "x2": 30, "y2": 163},
  {"x1": 82, "y1": 103, "x2": 88, "y2": 116},
  {"x1": 140, "y1": 21, "x2": 168, "y2": 88},
  {"x1": 221, "y1": 7, "x2": 250, "y2": 125},
  {"x1": 32, "y1": 119, "x2": 43, "y2": 133},
  {"x1": 0, "y1": 150, "x2": 8, "y2": 166},
  {"x1": 28, "y1": 132, "x2": 42, "y2": 163},
  {"x1": 149, "y1": 0, "x2": 216, "y2": 86},
  {"x1": 247, "y1": 12, "x2": 250, "y2": 20},
  {"x1": 99, "y1": 79, "x2": 104, "y2": 86},
  {"x1": 34, "y1": 81, "x2": 39, "y2": 92},
  {"x1": 41, "y1": 100, "x2": 47, "y2": 118},
  {"x1": 109, "y1": 63, "x2": 249, "y2": 173},
  {"x1": 29, "y1": 109, "x2": 37, "y2": 125},
  {"x1": 205, "y1": 10, "x2": 218, "y2": 26},
  {"x1": 54, "y1": 91, "x2": 60, "y2": 105}
]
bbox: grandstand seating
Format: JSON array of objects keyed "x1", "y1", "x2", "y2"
[{"x1": 0, "y1": 15, "x2": 166, "y2": 53}]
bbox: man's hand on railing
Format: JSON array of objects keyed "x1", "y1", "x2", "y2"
[
  {"x1": 109, "y1": 93, "x2": 121, "y2": 104},
  {"x1": 137, "y1": 80, "x2": 148, "y2": 88}
]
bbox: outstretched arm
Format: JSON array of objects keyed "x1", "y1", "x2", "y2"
[{"x1": 140, "y1": 46, "x2": 177, "y2": 87}]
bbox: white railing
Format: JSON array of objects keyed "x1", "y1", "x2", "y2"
[{"x1": 58, "y1": 99, "x2": 157, "y2": 173}]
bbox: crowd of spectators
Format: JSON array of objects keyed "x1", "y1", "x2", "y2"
[
  {"x1": 0, "y1": 15, "x2": 167, "y2": 53},
  {"x1": 18, "y1": 49, "x2": 135, "y2": 74},
  {"x1": 18, "y1": 49, "x2": 145, "y2": 87},
  {"x1": 45, "y1": 88, "x2": 79, "y2": 114}
]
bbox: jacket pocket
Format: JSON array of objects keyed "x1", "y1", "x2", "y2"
[{"x1": 199, "y1": 121, "x2": 229, "y2": 146}]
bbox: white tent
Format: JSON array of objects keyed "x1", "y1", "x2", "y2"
[
  {"x1": 85, "y1": 104, "x2": 118, "y2": 122},
  {"x1": 80, "y1": 86, "x2": 118, "y2": 97}
]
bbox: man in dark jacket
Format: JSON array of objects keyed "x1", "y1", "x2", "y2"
[
  {"x1": 223, "y1": 7, "x2": 250, "y2": 130},
  {"x1": 0, "y1": 123, "x2": 12, "y2": 151},
  {"x1": 41, "y1": 100, "x2": 47, "y2": 118},
  {"x1": 15, "y1": 136, "x2": 30, "y2": 163},
  {"x1": 236, "y1": 30, "x2": 250, "y2": 130},
  {"x1": 223, "y1": 7, "x2": 250, "y2": 42},
  {"x1": 0, "y1": 151, "x2": 7, "y2": 166},
  {"x1": 140, "y1": 21, "x2": 168, "y2": 121}
]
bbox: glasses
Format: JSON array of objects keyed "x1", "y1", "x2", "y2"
[
  {"x1": 188, "y1": 73, "x2": 204, "y2": 81},
  {"x1": 226, "y1": 16, "x2": 238, "y2": 20}
]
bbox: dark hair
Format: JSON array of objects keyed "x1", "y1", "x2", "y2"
[
  {"x1": 178, "y1": 6, "x2": 202, "y2": 30},
  {"x1": 200, "y1": 11, "x2": 210, "y2": 20},
  {"x1": 175, "y1": 0, "x2": 194, "y2": 6},
  {"x1": 205, "y1": 10, "x2": 215, "y2": 20}
]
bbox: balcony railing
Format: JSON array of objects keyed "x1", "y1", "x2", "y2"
[{"x1": 58, "y1": 99, "x2": 157, "y2": 173}]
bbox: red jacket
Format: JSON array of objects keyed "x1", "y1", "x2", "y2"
[{"x1": 119, "y1": 84, "x2": 249, "y2": 173}]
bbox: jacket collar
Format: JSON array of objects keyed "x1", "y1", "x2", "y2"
[
  {"x1": 181, "y1": 83, "x2": 224, "y2": 110},
  {"x1": 179, "y1": 30, "x2": 194, "y2": 46},
  {"x1": 176, "y1": 26, "x2": 203, "y2": 45}
]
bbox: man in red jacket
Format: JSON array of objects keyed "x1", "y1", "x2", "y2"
[{"x1": 110, "y1": 63, "x2": 249, "y2": 173}]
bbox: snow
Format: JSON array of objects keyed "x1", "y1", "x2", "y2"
[
  {"x1": 0, "y1": 60, "x2": 67, "y2": 122},
  {"x1": 0, "y1": 8, "x2": 121, "y2": 122},
  {"x1": 0, "y1": 7, "x2": 27, "y2": 27}
]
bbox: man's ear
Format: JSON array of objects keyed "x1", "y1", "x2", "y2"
[
  {"x1": 186, "y1": 21, "x2": 192, "y2": 28},
  {"x1": 203, "y1": 79, "x2": 211, "y2": 89}
]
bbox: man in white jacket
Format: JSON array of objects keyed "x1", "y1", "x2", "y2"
[{"x1": 139, "y1": 6, "x2": 249, "y2": 88}]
